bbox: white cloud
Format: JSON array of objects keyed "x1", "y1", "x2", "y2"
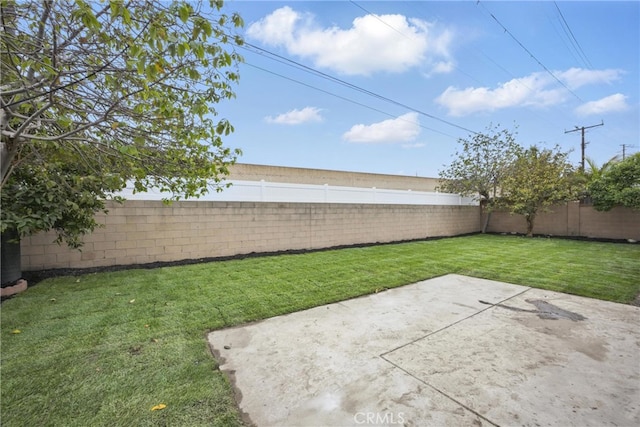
[
  {"x1": 436, "y1": 72, "x2": 565, "y2": 116},
  {"x1": 246, "y1": 6, "x2": 303, "y2": 47},
  {"x1": 435, "y1": 68, "x2": 624, "y2": 116},
  {"x1": 343, "y1": 112, "x2": 420, "y2": 143},
  {"x1": 575, "y1": 93, "x2": 629, "y2": 116},
  {"x1": 557, "y1": 68, "x2": 624, "y2": 89},
  {"x1": 247, "y1": 7, "x2": 454, "y2": 76},
  {"x1": 265, "y1": 107, "x2": 324, "y2": 125}
]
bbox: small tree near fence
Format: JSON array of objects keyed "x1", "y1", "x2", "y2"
[
  {"x1": 438, "y1": 123, "x2": 521, "y2": 233},
  {"x1": 498, "y1": 145, "x2": 579, "y2": 237}
]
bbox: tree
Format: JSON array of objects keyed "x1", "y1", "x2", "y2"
[
  {"x1": 499, "y1": 145, "x2": 578, "y2": 237},
  {"x1": 0, "y1": 0, "x2": 244, "y2": 284},
  {"x1": 576, "y1": 156, "x2": 619, "y2": 200},
  {"x1": 583, "y1": 156, "x2": 620, "y2": 183},
  {"x1": 588, "y1": 152, "x2": 640, "y2": 211},
  {"x1": 439, "y1": 124, "x2": 521, "y2": 232}
]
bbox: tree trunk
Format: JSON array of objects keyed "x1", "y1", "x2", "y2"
[
  {"x1": 482, "y1": 210, "x2": 492, "y2": 234},
  {"x1": 480, "y1": 199, "x2": 491, "y2": 233},
  {"x1": 525, "y1": 215, "x2": 535, "y2": 237},
  {"x1": 1, "y1": 228, "x2": 22, "y2": 285}
]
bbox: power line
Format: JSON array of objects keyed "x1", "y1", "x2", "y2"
[
  {"x1": 242, "y1": 62, "x2": 457, "y2": 139},
  {"x1": 545, "y1": 7, "x2": 584, "y2": 68},
  {"x1": 233, "y1": 5, "x2": 576, "y2": 139},
  {"x1": 354, "y1": 1, "x2": 487, "y2": 87},
  {"x1": 553, "y1": 2, "x2": 593, "y2": 69},
  {"x1": 472, "y1": 48, "x2": 568, "y2": 130},
  {"x1": 233, "y1": 5, "x2": 481, "y2": 136},
  {"x1": 476, "y1": 0, "x2": 584, "y2": 103},
  {"x1": 407, "y1": 2, "x2": 570, "y2": 131},
  {"x1": 238, "y1": 40, "x2": 479, "y2": 135},
  {"x1": 348, "y1": 1, "x2": 411, "y2": 41}
]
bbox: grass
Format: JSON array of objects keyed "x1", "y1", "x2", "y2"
[{"x1": 1, "y1": 234, "x2": 638, "y2": 426}]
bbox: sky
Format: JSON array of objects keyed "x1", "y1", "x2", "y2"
[{"x1": 215, "y1": 1, "x2": 639, "y2": 178}]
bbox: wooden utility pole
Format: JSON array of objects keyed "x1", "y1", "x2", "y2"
[
  {"x1": 565, "y1": 121, "x2": 604, "y2": 171},
  {"x1": 620, "y1": 144, "x2": 635, "y2": 160}
]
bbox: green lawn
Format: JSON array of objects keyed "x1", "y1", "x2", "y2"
[{"x1": 1, "y1": 234, "x2": 638, "y2": 426}]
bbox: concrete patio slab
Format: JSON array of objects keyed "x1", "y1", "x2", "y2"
[{"x1": 207, "y1": 274, "x2": 640, "y2": 427}]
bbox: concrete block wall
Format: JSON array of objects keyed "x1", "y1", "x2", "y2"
[
  {"x1": 578, "y1": 205, "x2": 640, "y2": 240},
  {"x1": 486, "y1": 202, "x2": 640, "y2": 240},
  {"x1": 229, "y1": 163, "x2": 441, "y2": 192},
  {"x1": 20, "y1": 201, "x2": 482, "y2": 271}
]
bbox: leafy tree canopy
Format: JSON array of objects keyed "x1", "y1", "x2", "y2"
[
  {"x1": 438, "y1": 123, "x2": 521, "y2": 203},
  {"x1": 588, "y1": 152, "x2": 640, "y2": 211},
  {"x1": 499, "y1": 145, "x2": 578, "y2": 236},
  {"x1": 438, "y1": 123, "x2": 521, "y2": 232},
  {"x1": 583, "y1": 156, "x2": 620, "y2": 183},
  {"x1": 1, "y1": 0, "x2": 244, "y2": 246}
]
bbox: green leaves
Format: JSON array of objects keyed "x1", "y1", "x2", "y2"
[
  {"x1": 439, "y1": 123, "x2": 521, "y2": 204},
  {"x1": 215, "y1": 119, "x2": 233, "y2": 136},
  {"x1": 109, "y1": 1, "x2": 131, "y2": 25},
  {"x1": 499, "y1": 145, "x2": 577, "y2": 236},
  {"x1": 589, "y1": 153, "x2": 640, "y2": 211},
  {"x1": 178, "y1": 3, "x2": 191, "y2": 23},
  {"x1": 0, "y1": 145, "x2": 126, "y2": 247},
  {"x1": 74, "y1": 0, "x2": 102, "y2": 31},
  {"x1": 118, "y1": 145, "x2": 139, "y2": 156},
  {"x1": 1, "y1": 0, "x2": 245, "y2": 247},
  {"x1": 439, "y1": 125, "x2": 581, "y2": 236},
  {"x1": 176, "y1": 42, "x2": 187, "y2": 57}
]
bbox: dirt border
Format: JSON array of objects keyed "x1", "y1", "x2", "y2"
[
  {"x1": 12, "y1": 232, "x2": 639, "y2": 294},
  {"x1": 20, "y1": 233, "x2": 480, "y2": 287}
]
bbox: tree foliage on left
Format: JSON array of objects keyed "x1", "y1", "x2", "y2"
[{"x1": 0, "y1": 0, "x2": 244, "y2": 250}]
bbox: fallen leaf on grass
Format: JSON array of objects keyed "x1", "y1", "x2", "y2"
[{"x1": 151, "y1": 403, "x2": 167, "y2": 411}]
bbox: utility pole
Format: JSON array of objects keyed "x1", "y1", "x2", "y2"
[
  {"x1": 620, "y1": 144, "x2": 635, "y2": 160},
  {"x1": 565, "y1": 121, "x2": 604, "y2": 171}
]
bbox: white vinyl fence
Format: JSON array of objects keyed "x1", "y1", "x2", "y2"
[{"x1": 117, "y1": 180, "x2": 478, "y2": 206}]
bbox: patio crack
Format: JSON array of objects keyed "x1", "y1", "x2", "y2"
[
  {"x1": 379, "y1": 286, "x2": 532, "y2": 358},
  {"x1": 380, "y1": 355, "x2": 501, "y2": 427},
  {"x1": 378, "y1": 287, "x2": 534, "y2": 427}
]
